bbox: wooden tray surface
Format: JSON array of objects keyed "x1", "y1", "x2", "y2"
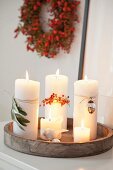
[{"x1": 4, "y1": 118, "x2": 113, "y2": 158}]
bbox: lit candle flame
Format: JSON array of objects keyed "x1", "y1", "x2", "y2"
[
  {"x1": 56, "y1": 69, "x2": 60, "y2": 76},
  {"x1": 26, "y1": 70, "x2": 29, "y2": 81},
  {"x1": 81, "y1": 120, "x2": 84, "y2": 128},
  {"x1": 84, "y1": 75, "x2": 88, "y2": 80},
  {"x1": 53, "y1": 99, "x2": 58, "y2": 103}
]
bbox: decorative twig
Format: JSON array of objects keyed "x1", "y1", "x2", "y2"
[{"x1": 40, "y1": 93, "x2": 70, "y2": 107}]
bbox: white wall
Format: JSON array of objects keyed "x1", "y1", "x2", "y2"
[
  {"x1": 0, "y1": 0, "x2": 85, "y2": 121},
  {"x1": 84, "y1": 0, "x2": 113, "y2": 94},
  {"x1": 84, "y1": 0, "x2": 113, "y2": 123}
]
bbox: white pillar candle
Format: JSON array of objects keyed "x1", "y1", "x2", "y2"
[
  {"x1": 74, "y1": 120, "x2": 90, "y2": 143},
  {"x1": 73, "y1": 76, "x2": 98, "y2": 140},
  {"x1": 40, "y1": 118, "x2": 62, "y2": 140},
  {"x1": 13, "y1": 71, "x2": 40, "y2": 140},
  {"x1": 45, "y1": 69, "x2": 68, "y2": 129}
]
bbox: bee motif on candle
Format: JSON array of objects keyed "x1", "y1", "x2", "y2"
[{"x1": 88, "y1": 97, "x2": 96, "y2": 114}]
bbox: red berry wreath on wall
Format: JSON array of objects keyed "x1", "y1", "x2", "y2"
[{"x1": 15, "y1": 0, "x2": 80, "y2": 58}]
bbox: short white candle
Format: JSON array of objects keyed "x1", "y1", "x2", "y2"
[
  {"x1": 45, "y1": 69, "x2": 68, "y2": 129},
  {"x1": 13, "y1": 71, "x2": 40, "y2": 140},
  {"x1": 73, "y1": 75, "x2": 98, "y2": 140},
  {"x1": 74, "y1": 120, "x2": 90, "y2": 143}
]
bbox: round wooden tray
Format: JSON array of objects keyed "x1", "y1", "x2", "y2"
[{"x1": 4, "y1": 118, "x2": 113, "y2": 158}]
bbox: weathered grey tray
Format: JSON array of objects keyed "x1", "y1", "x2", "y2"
[{"x1": 4, "y1": 118, "x2": 113, "y2": 158}]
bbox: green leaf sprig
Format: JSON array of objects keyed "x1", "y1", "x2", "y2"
[{"x1": 11, "y1": 98, "x2": 30, "y2": 130}]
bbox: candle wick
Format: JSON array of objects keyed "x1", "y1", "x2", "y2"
[{"x1": 26, "y1": 70, "x2": 29, "y2": 81}]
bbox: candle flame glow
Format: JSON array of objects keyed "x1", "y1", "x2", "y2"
[
  {"x1": 26, "y1": 70, "x2": 29, "y2": 81},
  {"x1": 56, "y1": 69, "x2": 60, "y2": 76},
  {"x1": 53, "y1": 99, "x2": 58, "y2": 103},
  {"x1": 84, "y1": 75, "x2": 88, "y2": 80}
]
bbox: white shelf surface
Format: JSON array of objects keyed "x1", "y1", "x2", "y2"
[{"x1": 0, "y1": 122, "x2": 113, "y2": 170}]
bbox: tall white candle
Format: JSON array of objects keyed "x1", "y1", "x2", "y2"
[
  {"x1": 13, "y1": 71, "x2": 40, "y2": 140},
  {"x1": 73, "y1": 76, "x2": 98, "y2": 140},
  {"x1": 45, "y1": 69, "x2": 68, "y2": 129}
]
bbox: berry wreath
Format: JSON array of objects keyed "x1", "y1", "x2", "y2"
[{"x1": 15, "y1": 0, "x2": 80, "y2": 58}]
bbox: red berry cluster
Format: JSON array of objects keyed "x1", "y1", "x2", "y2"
[
  {"x1": 14, "y1": 0, "x2": 80, "y2": 58},
  {"x1": 41, "y1": 93, "x2": 70, "y2": 106}
]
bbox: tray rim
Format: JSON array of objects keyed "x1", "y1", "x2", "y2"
[
  {"x1": 4, "y1": 119, "x2": 113, "y2": 158},
  {"x1": 4, "y1": 121, "x2": 113, "y2": 145}
]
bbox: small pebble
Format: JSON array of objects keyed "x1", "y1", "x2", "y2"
[{"x1": 52, "y1": 139, "x2": 60, "y2": 143}]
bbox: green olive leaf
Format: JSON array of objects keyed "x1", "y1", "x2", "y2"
[
  {"x1": 13, "y1": 98, "x2": 27, "y2": 116},
  {"x1": 11, "y1": 98, "x2": 30, "y2": 131}
]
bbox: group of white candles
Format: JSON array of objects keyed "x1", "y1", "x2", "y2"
[{"x1": 13, "y1": 69, "x2": 98, "y2": 143}]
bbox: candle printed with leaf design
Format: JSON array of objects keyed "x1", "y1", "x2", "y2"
[{"x1": 12, "y1": 71, "x2": 40, "y2": 140}]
